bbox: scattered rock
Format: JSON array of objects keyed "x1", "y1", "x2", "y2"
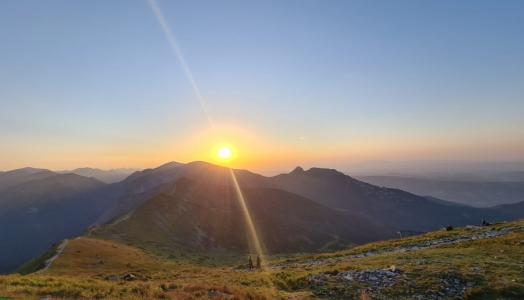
[
  {"x1": 123, "y1": 273, "x2": 137, "y2": 281},
  {"x1": 309, "y1": 268, "x2": 402, "y2": 298},
  {"x1": 274, "y1": 225, "x2": 518, "y2": 270},
  {"x1": 438, "y1": 277, "x2": 466, "y2": 298}
]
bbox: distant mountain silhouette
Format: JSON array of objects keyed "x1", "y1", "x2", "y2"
[
  {"x1": 0, "y1": 167, "x2": 56, "y2": 191},
  {"x1": 61, "y1": 167, "x2": 139, "y2": 184},
  {"x1": 358, "y1": 175, "x2": 524, "y2": 207},
  {"x1": 0, "y1": 172, "x2": 106, "y2": 273},
  {"x1": 266, "y1": 167, "x2": 504, "y2": 232},
  {"x1": 492, "y1": 200, "x2": 524, "y2": 220}
]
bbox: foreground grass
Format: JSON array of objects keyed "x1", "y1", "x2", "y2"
[
  {"x1": 1, "y1": 220, "x2": 523, "y2": 299},
  {"x1": 0, "y1": 237, "x2": 292, "y2": 299},
  {"x1": 271, "y1": 220, "x2": 524, "y2": 299}
]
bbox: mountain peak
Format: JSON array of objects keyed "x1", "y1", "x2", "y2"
[
  {"x1": 156, "y1": 161, "x2": 183, "y2": 170},
  {"x1": 306, "y1": 167, "x2": 346, "y2": 177},
  {"x1": 2, "y1": 167, "x2": 52, "y2": 176},
  {"x1": 290, "y1": 166, "x2": 305, "y2": 174}
]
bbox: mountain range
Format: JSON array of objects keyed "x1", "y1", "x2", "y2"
[
  {"x1": 358, "y1": 175, "x2": 524, "y2": 207},
  {"x1": 59, "y1": 167, "x2": 139, "y2": 183},
  {"x1": 1, "y1": 161, "x2": 523, "y2": 274}
]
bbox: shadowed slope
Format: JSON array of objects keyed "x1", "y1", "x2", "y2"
[
  {"x1": 102, "y1": 161, "x2": 515, "y2": 235},
  {"x1": 93, "y1": 177, "x2": 391, "y2": 254},
  {"x1": 358, "y1": 175, "x2": 524, "y2": 207},
  {"x1": 0, "y1": 174, "x2": 106, "y2": 273},
  {"x1": 268, "y1": 167, "x2": 506, "y2": 231}
]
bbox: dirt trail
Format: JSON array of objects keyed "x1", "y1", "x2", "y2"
[{"x1": 37, "y1": 239, "x2": 69, "y2": 273}]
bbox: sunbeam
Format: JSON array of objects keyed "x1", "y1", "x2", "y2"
[
  {"x1": 146, "y1": 0, "x2": 214, "y2": 128},
  {"x1": 148, "y1": 0, "x2": 271, "y2": 278},
  {"x1": 229, "y1": 169, "x2": 265, "y2": 263}
]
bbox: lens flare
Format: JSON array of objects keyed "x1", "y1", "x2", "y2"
[
  {"x1": 146, "y1": 0, "x2": 214, "y2": 128},
  {"x1": 148, "y1": 0, "x2": 274, "y2": 291},
  {"x1": 229, "y1": 169, "x2": 266, "y2": 266}
]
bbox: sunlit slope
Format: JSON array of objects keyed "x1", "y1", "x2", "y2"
[
  {"x1": 271, "y1": 219, "x2": 524, "y2": 299},
  {"x1": 2, "y1": 220, "x2": 523, "y2": 299},
  {"x1": 47, "y1": 238, "x2": 159, "y2": 276},
  {"x1": 1, "y1": 237, "x2": 283, "y2": 299},
  {"x1": 92, "y1": 177, "x2": 391, "y2": 254}
]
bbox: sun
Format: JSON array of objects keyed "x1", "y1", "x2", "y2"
[
  {"x1": 210, "y1": 142, "x2": 237, "y2": 165},
  {"x1": 217, "y1": 147, "x2": 232, "y2": 160}
]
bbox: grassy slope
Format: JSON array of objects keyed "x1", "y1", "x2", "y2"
[
  {"x1": 0, "y1": 220, "x2": 523, "y2": 299},
  {"x1": 272, "y1": 221, "x2": 524, "y2": 299},
  {"x1": 0, "y1": 237, "x2": 282, "y2": 299},
  {"x1": 14, "y1": 242, "x2": 60, "y2": 275}
]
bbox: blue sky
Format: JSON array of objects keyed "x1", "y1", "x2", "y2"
[{"x1": 1, "y1": 0, "x2": 523, "y2": 172}]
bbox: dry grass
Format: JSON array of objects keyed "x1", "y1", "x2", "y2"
[
  {"x1": 0, "y1": 237, "x2": 290, "y2": 299},
  {"x1": 1, "y1": 221, "x2": 523, "y2": 299}
]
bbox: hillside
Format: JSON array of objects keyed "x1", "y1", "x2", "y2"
[
  {"x1": 102, "y1": 162, "x2": 510, "y2": 234},
  {"x1": 0, "y1": 167, "x2": 56, "y2": 191},
  {"x1": 493, "y1": 201, "x2": 524, "y2": 220},
  {"x1": 1, "y1": 220, "x2": 522, "y2": 299},
  {"x1": 358, "y1": 175, "x2": 524, "y2": 207},
  {"x1": 62, "y1": 167, "x2": 139, "y2": 184},
  {"x1": 0, "y1": 174, "x2": 106, "y2": 274},
  {"x1": 266, "y1": 167, "x2": 505, "y2": 232},
  {"x1": 2, "y1": 161, "x2": 521, "y2": 275},
  {"x1": 92, "y1": 178, "x2": 391, "y2": 255}
]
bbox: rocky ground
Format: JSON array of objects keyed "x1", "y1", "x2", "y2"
[
  {"x1": 274, "y1": 224, "x2": 518, "y2": 270},
  {"x1": 273, "y1": 222, "x2": 524, "y2": 299}
]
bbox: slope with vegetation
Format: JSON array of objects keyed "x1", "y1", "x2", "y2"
[
  {"x1": 91, "y1": 177, "x2": 390, "y2": 255},
  {"x1": 0, "y1": 220, "x2": 523, "y2": 299},
  {"x1": 3, "y1": 161, "x2": 523, "y2": 275}
]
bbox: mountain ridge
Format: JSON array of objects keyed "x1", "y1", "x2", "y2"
[
  {"x1": 92, "y1": 177, "x2": 392, "y2": 255},
  {"x1": 358, "y1": 175, "x2": 524, "y2": 207},
  {"x1": 2, "y1": 160, "x2": 523, "y2": 274}
]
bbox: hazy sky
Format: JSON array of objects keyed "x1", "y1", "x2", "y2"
[{"x1": 1, "y1": 0, "x2": 523, "y2": 173}]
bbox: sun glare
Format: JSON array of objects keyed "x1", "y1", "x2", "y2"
[{"x1": 217, "y1": 147, "x2": 232, "y2": 160}]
